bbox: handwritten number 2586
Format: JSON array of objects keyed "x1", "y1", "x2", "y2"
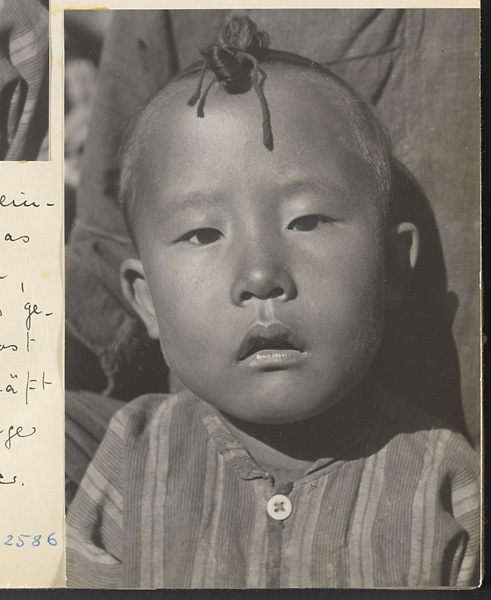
[{"x1": 4, "y1": 533, "x2": 57, "y2": 547}]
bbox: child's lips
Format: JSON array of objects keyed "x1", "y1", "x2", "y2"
[{"x1": 237, "y1": 322, "x2": 306, "y2": 367}]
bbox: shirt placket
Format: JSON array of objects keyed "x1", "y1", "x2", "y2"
[{"x1": 264, "y1": 480, "x2": 294, "y2": 588}]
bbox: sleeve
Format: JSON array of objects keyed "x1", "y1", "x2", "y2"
[
  {"x1": 449, "y1": 437, "x2": 481, "y2": 587},
  {"x1": 66, "y1": 407, "x2": 127, "y2": 588},
  {"x1": 439, "y1": 432, "x2": 481, "y2": 587}
]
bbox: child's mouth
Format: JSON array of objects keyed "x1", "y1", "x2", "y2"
[{"x1": 237, "y1": 323, "x2": 306, "y2": 368}]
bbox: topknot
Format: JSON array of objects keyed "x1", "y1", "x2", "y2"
[
  {"x1": 217, "y1": 15, "x2": 268, "y2": 55},
  {"x1": 187, "y1": 16, "x2": 274, "y2": 150}
]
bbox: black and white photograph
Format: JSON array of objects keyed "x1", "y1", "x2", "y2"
[
  {"x1": 64, "y1": 8, "x2": 481, "y2": 589},
  {"x1": 0, "y1": 0, "x2": 49, "y2": 161}
]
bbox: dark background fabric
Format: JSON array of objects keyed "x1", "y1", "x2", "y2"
[{"x1": 65, "y1": 9, "x2": 481, "y2": 495}]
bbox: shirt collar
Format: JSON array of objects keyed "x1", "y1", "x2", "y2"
[{"x1": 198, "y1": 376, "x2": 386, "y2": 481}]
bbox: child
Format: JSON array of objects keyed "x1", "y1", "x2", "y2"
[{"x1": 66, "y1": 17, "x2": 479, "y2": 589}]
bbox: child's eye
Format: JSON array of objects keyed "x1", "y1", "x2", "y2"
[
  {"x1": 179, "y1": 228, "x2": 223, "y2": 246},
  {"x1": 287, "y1": 215, "x2": 333, "y2": 232}
]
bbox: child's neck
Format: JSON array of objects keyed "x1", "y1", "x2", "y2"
[
  {"x1": 220, "y1": 414, "x2": 315, "y2": 482},
  {"x1": 218, "y1": 379, "x2": 375, "y2": 470}
]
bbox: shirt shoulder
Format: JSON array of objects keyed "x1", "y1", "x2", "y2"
[
  {"x1": 376, "y1": 390, "x2": 479, "y2": 497},
  {"x1": 380, "y1": 392, "x2": 481, "y2": 585},
  {"x1": 109, "y1": 389, "x2": 208, "y2": 453}
]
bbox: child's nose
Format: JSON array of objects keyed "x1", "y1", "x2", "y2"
[{"x1": 231, "y1": 253, "x2": 297, "y2": 306}]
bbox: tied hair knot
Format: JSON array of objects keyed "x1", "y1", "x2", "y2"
[{"x1": 187, "y1": 16, "x2": 273, "y2": 151}]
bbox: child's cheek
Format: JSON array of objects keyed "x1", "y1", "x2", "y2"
[{"x1": 148, "y1": 263, "x2": 223, "y2": 360}]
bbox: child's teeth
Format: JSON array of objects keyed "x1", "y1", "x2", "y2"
[{"x1": 257, "y1": 351, "x2": 296, "y2": 360}]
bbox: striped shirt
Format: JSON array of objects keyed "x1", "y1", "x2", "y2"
[{"x1": 66, "y1": 388, "x2": 480, "y2": 589}]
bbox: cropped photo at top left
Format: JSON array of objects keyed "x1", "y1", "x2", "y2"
[{"x1": 0, "y1": 0, "x2": 49, "y2": 161}]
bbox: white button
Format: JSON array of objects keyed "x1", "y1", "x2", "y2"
[{"x1": 267, "y1": 494, "x2": 292, "y2": 520}]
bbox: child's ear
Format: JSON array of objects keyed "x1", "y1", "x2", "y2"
[
  {"x1": 120, "y1": 258, "x2": 159, "y2": 339},
  {"x1": 384, "y1": 222, "x2": 420, "y2": 310}
]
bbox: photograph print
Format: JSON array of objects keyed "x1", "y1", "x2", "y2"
[{"x1": 64, "y1": 8, "x2": 481, "y2": 589}]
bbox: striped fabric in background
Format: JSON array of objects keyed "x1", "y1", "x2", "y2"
[{"x1": 0, "y1": 0, "x2": 49, "y2": 161}]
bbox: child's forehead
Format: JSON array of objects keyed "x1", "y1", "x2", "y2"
[
  {"x1": 145, "y1": 66, "x2": 364, "y2": 158},
  {"x1": 128, "y1": 63, "x2": 388, "y2": 229},
  {"x1": 132, "y1": 75, "x2": 385, "y2": 229}
]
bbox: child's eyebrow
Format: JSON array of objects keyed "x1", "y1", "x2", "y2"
[
  {"x1": 164, "y1": 181, "x2": 348, "y2": 211},
  {"x1": 279, "y1": 178, "x2": 375, "y2": 217},
  {"x1": 280, "y1": 178, "x2": 352, "y2": 203},
  {"x1": 161, "y1": 191, "x2": 218, "y2": 216},
  {"x1": 159, "y1": 179, "x2": 354, "y2": 219}
]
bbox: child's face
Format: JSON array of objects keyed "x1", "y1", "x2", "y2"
[{"x1": 127, "y1": 74, "x2": 389, "y2": 424}]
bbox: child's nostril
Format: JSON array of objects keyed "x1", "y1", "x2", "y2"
[
  {"x1": 240, "y1": 287, "x2": 284, "y2": 302},
  {"x1": 271, "y1": 287, "x2": 284, "y2": 299}
]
